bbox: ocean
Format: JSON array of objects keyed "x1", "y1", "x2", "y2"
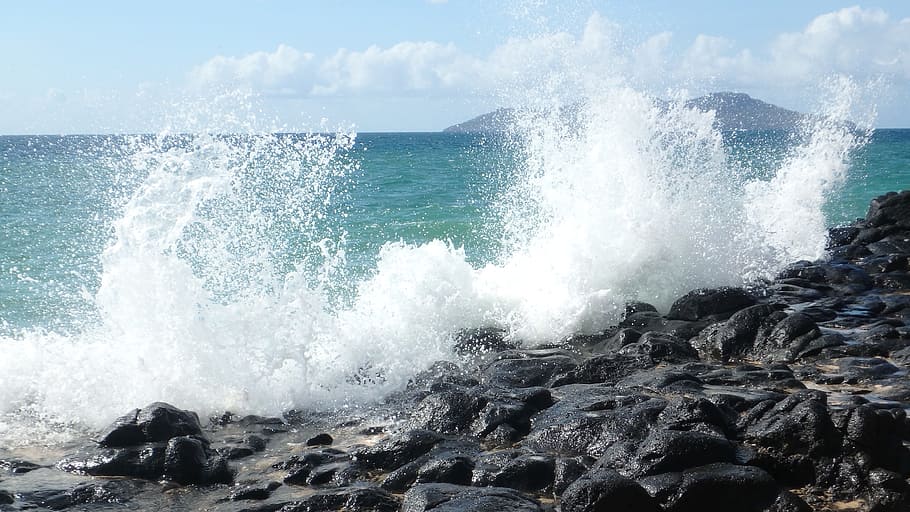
[{"x1": 1, "y1": 91, "x2": 908, "y2": 445}]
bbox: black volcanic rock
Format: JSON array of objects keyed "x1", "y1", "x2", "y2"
[
  {"x1": 402, "y1": 483, "x2": 543, "y2": 512},
  {"x1": 667, "y1": 287, "x2": 756, "y2": 321},
  {"x1": 650, "y1": 463, "x2": 783, "y2": 512},
  {"x1": 561, "y1": 467, "x2": 660, "y2": 512},
  {"x1": 98, "y1": 402, "x2": 204, "y2": 447},
  {"x1": 354, "y1": 430, "x2": 442, "y2": 471}
]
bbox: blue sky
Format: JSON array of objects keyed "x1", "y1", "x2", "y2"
[{"x1": 3, "y1": 1, "x2": 910, "y2": 133}]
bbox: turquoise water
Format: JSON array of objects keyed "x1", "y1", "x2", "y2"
[{"x1": 1, "y1": 130, "x2": 908, "y2": 335}]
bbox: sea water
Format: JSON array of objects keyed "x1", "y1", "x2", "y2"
[{"x1": 0, "y1": 86, "x2": 907, "y2": 446}]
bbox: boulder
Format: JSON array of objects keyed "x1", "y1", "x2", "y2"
[
  {"x1": 281, "y1": 486, "x2": 399, "y2": 512},
  {"x1": 659, "y1": 463, "x2": 781, "y2": 512},
  {"x1": 866, "y1": 190, "x2": 910, "y2": 229},
  {"x1": 692, "y1": 304, "x2": 781, "y2": 361},
  {"x1": 354, "y1": 430, "x2": 442, "y2": 471},
  {"x1": 560, "y1": 467, "x2": 660, "y2": 512},
  {"x1": 483, "y1": 354, "x2": 577, "y2": 388},
  {"x1": 98, "y1": 402, "x2": 203, "y2": 447},
  {"x1": 667, "y1": 287, "x2": 756, "y2": 321},
  {"x1": 618, "y1": 332, "x2": 699, "y2": 363},
  {"x1": 402, "y1": 483, "x2": 543, "y2": 512}
]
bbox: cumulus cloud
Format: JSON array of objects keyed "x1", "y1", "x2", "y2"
[
  {"x1": 187, "y1": 7, "x2": 910, "y2": 103},
  {"x1": 314, "y1": 42, "x2": 472, "y2": 95},
  {"x1": 189, "y1": 44, "x2": 316, "y2": 94},
  {"x1": 675, "y1": 6, "x2": 910, "y2": 87}
]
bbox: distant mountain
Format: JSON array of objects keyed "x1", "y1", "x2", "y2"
[
  {"x1": 442, "y1": 92, "x2": 805, "y2": 133},
  {"x1": 685, "y1": 92, "x2": 804, "y2": 130},
  {"x1": 443, "y1": 108, "x2": 518, "y2": 134}
]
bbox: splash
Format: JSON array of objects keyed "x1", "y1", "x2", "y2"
[{"x1": 0, "y1": 70, "x2": 869, "y2": 447}]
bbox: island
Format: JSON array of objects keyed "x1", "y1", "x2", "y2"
[{"x1": 443, "y1": 92, "x2": 805, "y2": 133}]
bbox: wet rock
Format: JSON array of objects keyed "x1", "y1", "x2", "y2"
[
  {"x1": 553, "y1": 457, "x2": 590, "y2": 495},
  {"x1": 246, "y1": 434, "x2": 268, "y2": 451},
  {"x1": 354, "y1": 429, "x2": 442, "y2": 471},
  {"x1": 57, "y1": 444, "x2": 166, "y2": 479},
  {"x1": 163, "y1": 436, "x2": 208, "y2": 485},
  {"x1": 768, "y1": 282, "x2": 828, "y2": 303},
  {"x1": 778, "y1": 261, "x2": 873, "y2": 293},
  {"x1": 306, "y1": 462, "x2": 351, "y2": 486},
  {"x1": 866, "y1": 190, "x2": 910, "y2": 230},
  {"x1": 402, "y1": 483, "x2": 543, "y2": 512},
  {"x1": 453, "y1": 328, "x2": 515, "y2": 355},
  {"x1": 473, "y1": 453, "x2": 555, "y2": 491},
  {"x1": 382, "y1": 460, "x2": 423, "y2": 491},
  {"x1": 663, "y1": 319, "x2": 714, "y2": 340},
  {"x1": 659, "y1": 463, "x2": 781, "y2": 512},
  {"x1": 618, "y1": 331, "x2": 699, "y2": 363},
  {"x1": 617, "y1": 367, "x2": 704, "y2": 392},
  {"x1": 657, "y1": 396, "x2": 736, "y2": 436},
  {"x1": 743, "y1": 391, "x2": 839, "y2": 486},
  {"x1": 667, "y1": 287, "x2": 756, "y2": 322},
  {"x1": 625, "y1": 301, "x2": 659, "y2": 316},
  {"x1": 835, "y1": 357, "x2": 902, "y2": 383},
  {"x1": 601, "y1": 429, "x2": 736, "y2": 478},
  {"x1": 21, "y1": 480, "x2": 147, "y2": 510},
  {"x1": 98, "y1": 402, "x2": 204, "y2": 447},
  {"x1": 281, "y1": 486, "x2": 399, "y2": 512},
  {"x1": 561, "y1": 467, "x2": 660, "y2": 512},
  {"x1": 828, "y1": 226, "x2": 860, "y2": 248},
  {"x1": 0, "y1": 458, "x2": 42, "y2": 474},
  {"x1": 468, "y1": 387, "x2": 553, "y2": 443},
  {"x1": 229, "y1": 481, "x2": 281, "y2": 501},
  {"x1": 525, "y1": 389, "x2": 665, "y2": 457},
  {"x1": 306, "y1": 433, "x2": 334, "y2": 446},
  {"x1": 96, "y1": 408, "x2": 145, "y2": 447},
  {"x1": 692, "y1": 304, "x2": 781, "y2": 361},
  {"x1": 408, "y1": 361, "x2": 480, "y2": 391},
  {"x1": 841, "y1": 404, "x2": 910, "y2": 473},
  {"x1": 858, "y1": 468, "x2": 910, "y2": 511},
  {"x1": 75, "y1": 480, "x2": 147, "y2": 506},
  {"x1": 875, "y1": 271, "x2": 910, "y2": 289},
  {"x1": 552, "y1": 354, "x2": 652, "y2": 386},
  {"x1": 137, "y1": 402, "x2": 204, "y2": 443},
  {"x1": 619, "y1": 310, "x2": 665, "y2": 331},
  {"x1": 221, "y1": 445, "x2": 255, "y2": 460},
  {"x1": 416, "y1": 455, "x2": 474, "y2": 486},
  {"x1": 767, "y1": 491, "x2": 813, "y2": 512},
  {"x1": 593, "y1": 328, "x2": 642, "y2": 352},
  {"x1": 281, "y1": 449, "x2": 347, "y2": 485},
  {"x1": 483, "y1": 354, "x2": 576, "y2": 388},
  {"x1": 752, "y1": 312, "x2": 823, "y2": 362},
  {"x1": 698, "y1": 363, "x2": 804, "y2": 391},
  {"x1": 409, "y1": 390, "x2": 486, "y2": 434}
]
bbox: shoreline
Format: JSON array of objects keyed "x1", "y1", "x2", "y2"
[{"x1": 2, "y1": 190, "x2": 910, "y2": 511}]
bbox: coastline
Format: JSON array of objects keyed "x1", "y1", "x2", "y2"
[{"x1": 2, "y1": 191, "x2": 910, "y2": 511}]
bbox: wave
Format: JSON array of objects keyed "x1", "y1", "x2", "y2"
[{"x1": 0, "y1": 82, "x2": 868, "y2": 447}]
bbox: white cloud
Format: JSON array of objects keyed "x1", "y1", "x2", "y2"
[
  {"x1": 766, "y1": 7, "x2": 910, "y2": 83},
  {"x1": 189, "y1": 44, "x2": 316, "y2": 93},
  {"x1": 187, "y1": 7, "x2": 910, "y2": 105},
  {"x1": 671, "y1": 7, "x2": 910, "y2": 88},
  {"x1": 314, "y1": 42, "x2": 471, "y2": 95}
]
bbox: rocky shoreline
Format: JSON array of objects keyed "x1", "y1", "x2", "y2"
[{"x1": 3, "y1": 190, "x2": 910, "y2": 511}]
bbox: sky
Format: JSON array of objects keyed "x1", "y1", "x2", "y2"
[{"x1": 3, "y1": 1, "x2": 910, "y2": 133}]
